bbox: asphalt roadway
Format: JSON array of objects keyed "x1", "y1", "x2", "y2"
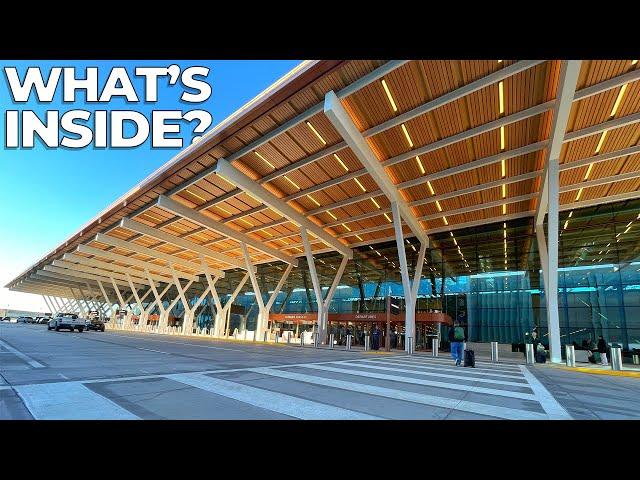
[{"x1": 1, "y1": 323, "x2": 639, "y2": 420}]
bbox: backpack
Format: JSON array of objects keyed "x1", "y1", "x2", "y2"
[{"x1": 454, "y1": 326, "x2": 465, "y2": 341}]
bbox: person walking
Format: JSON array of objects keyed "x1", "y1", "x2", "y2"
[
  {"x1": 597, "y1": 335, "x2": 609, "y2": 366},
  {"x1": 448, "y1": 321, "x2": 466, "y2": 366}
]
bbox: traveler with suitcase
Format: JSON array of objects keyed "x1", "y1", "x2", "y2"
[{"x1": 448, "y1": 322, "x2": 466, "y2": 366}]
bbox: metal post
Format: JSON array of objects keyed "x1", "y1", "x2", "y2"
[
  {"x1": 565, "y1": 344, "x2": 576, "y2": 367},
  {"x1": 525, "y1": 343, "x2": 535, "y2": 365},
  {"x1": 300, "y1": 334, "x2": 304, "y2": 347},
  {"x1": 491, "y1": 341, "x2": 499, "y2": 363},
  {"x1": 329, "y1": 333, "x2": 334, "y2": 350},
  {"x1": 314, "y1": 332, "x2": 319, "y2": 348},
  {"x1": 633, "y1": 354, "x2": 640, "y2": 365},
  {"x1": 610, "y1": 345, "x2": 623, "y2": 371},
  {"x1": 287, "y1": 333, "x2": 291, "y2": 345},
  {"x1": 346, "y1": 334, "x2": 352, "y2": 351},
  {"x1": 263, "y1": 331, "x2": 268, "y2": 342},
  {"x1": 275, "y1": 334, "x2": 279, "y2": 344},
  {"x1": 364, "y1": 335, "x2": 370, "y2": 351},
  {"x1": 407, "y1": 337, "x2": 414, "y2": 355},
  {"x1": 431, "y1": 338, "x2": 439, "y2": 357}
]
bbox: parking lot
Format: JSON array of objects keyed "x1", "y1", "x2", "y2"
[{"x1": 1, "y1": 322, "x2": 640, "y2": 420}]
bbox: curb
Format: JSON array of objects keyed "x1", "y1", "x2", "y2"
[{"x1": 556, "y1": 366, "x2": 640, "y2": 378}]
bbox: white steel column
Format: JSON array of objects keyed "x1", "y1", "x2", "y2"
[
  {"x1": 547, "y1": 158, "x2": 562, "y2": 363},
  {"x1": 264, "y1": 263, "x2": 294, "y2": 334},
  {"x1": 216, "y1": 273, "x2": 250, "y2": 337},
  {"x1": 42, "y1": 295, "x2": 54, "y2": 315},
  {"x1": 300, "y1": 229, "x2": 349, "y2": 345},
  {"x1": 391, "y1": 202, "x2": 416, "y2": 353},
  {"x1": 143, "y1": 269, "x2": 172, "y2": 332},
  {"x1": 168, "y1": 264, "x2": 193, "y2": 334},
  {"x1": 241, "y1": 243, "x2": 266, "y2": 339},
  {"x1": 535, "y1": 60, "x2": 581, "y2": 363},
  {"x1": 96, "y1": 280, "x2": 115, "y2": 322},
  {"x1": 125, "y1": 273, "x2": 145, "y2": 329}
]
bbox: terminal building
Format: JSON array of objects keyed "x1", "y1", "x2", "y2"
[{"x1": 6, "y1": 60, "x2": 640, "y2": 362}]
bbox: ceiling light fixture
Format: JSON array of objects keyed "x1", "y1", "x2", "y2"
[
  {"x1": 306, "y1": 121, "x2": 326, "y2": 145},
  {"x1": 384, "y1": 213, "x2": 392, "y2": 223},
  {"x1": 427, "y1": 180, "x2": 435, "y2": 195},
  {"x1": 575, "y1": 188, "x2": 584, "y2": 201},
  {"x1": 401, "y1": 123, "x2": 413, "y2": 148},
  {"x1": 435, "y1": 200, "x2": 443, "y2": 212},
  {"x1": 610, "y1": 84, "x2": 628, "y2": 117},
  {"x1": 595, "y1": 131, "x2": 607, "y2": 153},
  {"x1": 354, "y1": 178, "x2": 367, "y2": 192},
  {"x1": 381, "y1": 79, "x2": 398, "y2": 112},
  {"x1": 584, "y1": 163, "x2": 594, "y2": 180},
  {"x1": 254, "y1": 151, "x2": 275, "y2": 169},
  {"x1": 283, "y1": 175, "x2": 300, "y2": 190},
  {"x1": 416, "y1": 156, "x2": 425, "y2": 174},
  {"x1": 498, "y1": 81, "x2": 505, "y2": 114},
  {"x1": 502, "y1": 184, "x2": 506, "y2": 199},
  {"x1": 442, "y1": 216, "x2": 449, "y2": 226},
  {"x1": 306, "y1": 194, "x2": 321, "y2": 207},
  {"x1": 500, "y1": 126, "x2": 505, "y2": 150},
  {"x1": 371, "y1": 198, "x2": 380, "y2": 209},
  {"x1": 326, "y1": 210, "x2": 337, "y2": 220},
  {"x1": 334, "y1": 154, "x2": 349, "y2": 171}
]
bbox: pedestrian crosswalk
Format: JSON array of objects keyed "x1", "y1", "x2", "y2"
[{"x1": 11, "y1": 354, "x2": 572, "y2": 420}]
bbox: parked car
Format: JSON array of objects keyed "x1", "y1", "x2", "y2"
[
  {"x1": 36, "y1": 317, "x2": 50, "y2": 324},
  {"x1": 1, "y1": 316, "x2": 11, "y2": 322},
  {"x1": 16, "y1": 316, "x2": 33, "y2": 323},
  {"x1": 85, "y1": 318, "x2": 105, "y2": 332},
  {"x1": 48, "y1": 313, "x2": 86, "y2": 332}
]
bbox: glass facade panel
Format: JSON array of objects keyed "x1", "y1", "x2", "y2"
[{"x1": 198, "y1": 198, "x2": 640, "y2": 353}]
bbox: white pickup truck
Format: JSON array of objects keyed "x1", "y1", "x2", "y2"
[{"x1": 47, "y1": 313, "x2": 87, "y2": 332}]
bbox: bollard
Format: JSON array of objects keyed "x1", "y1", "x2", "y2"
[
  {"x1": 525, "y1": 343, "x2": 535, "y2": 365},
  {"x1": 407, "y1": 337, "x2": 414, "y2": 355},
  {"x1": 491, "y1": 341, "x2": 499, "y2": 363},
  {"x1": 314, "y1": 332, "x2": 319, "y2": 348},
  {"x1": 364, "y1": 335, "x2": 370, "y2": 351},
  {"x1": 565, "y1": 344, "x2": 576, "y2": 367},
  {"x1": 263, "y1": 331, "x2": 268, "y2": 342},
  {"x1": 346, "y1": 334, "x2": 352, "y2": 351},
  {"x1": 610, "y1": 345, "x2": 623, "y2": 371},
  {"x1": 328, "y1": 333, "x2": 334, "y2": 350},
  {"x1": 432, "y1": 338, "x2": 439, "y2": 357},
  {"x1": 233, "y1": 331, "x2": 237, "y2": 340},
  {"x1": 633, "y1": 354, "x2": 639, "y2": 365},
  {"x1": 397, "y1": 335, "x2": 403, "y2": 350},
  {"x1": 300, "y1": 335, "x2": 304, "y2": 347},
  {"x1": 287, "y1": 334, "x2": 291, "y2": 345}
]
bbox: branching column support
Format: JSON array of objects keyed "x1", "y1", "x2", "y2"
[
  {"x1": 391, "y1": 202, "x2": 427, "y2": 354},
  {"x1": 300, "y1": 228, "x2": 349, "y2": 345}
]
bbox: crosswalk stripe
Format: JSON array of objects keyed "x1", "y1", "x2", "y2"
[
  {"x1": 395, "y1": 355, "x2": 523, "y2": 372},
  {"x1": 15, "y1": 382, "x2": 139, "y2": 420},
  {"x1": 294, "y1": 363, "x2": 536, "y2": 401},
  {"x1": 519, "y1": 366, "x2": 572, "y2": 420},
  {"x1": 333, "y1": 361, "x2": 528, "y2": 387},
  {"x1": 357, "y1": 358, "x2": 525, "y2": 380},
  {"x1": 250, "y1": 367, "x2": 547, "y2": 420},
  {"x1": 0, "y1": 338, "x2": 45, "y2": 368},
  {"x1": 167, "y1": 372, "x2": 381, "y2": 420}
]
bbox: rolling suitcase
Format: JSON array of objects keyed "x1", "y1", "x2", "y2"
[{"x1": 463, "y1": 349, "x2": 475, "y2": 368}]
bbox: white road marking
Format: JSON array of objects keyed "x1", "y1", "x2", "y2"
[
  {"x1": 519, "y1": 366, "x2": 572, "y2": 420},
  {"x1": 15, "y1": 382, "x2": 139, "y2": 420},
  {"x1": 334, "y1": 360, "x2": 528, "y2": 387},
  {"x1": 295, "y1": 363, "x2": 536, "y2": 400},
  {"x1": 168, "y1": 372, "x2": 380, "y2": 420},
  {"x1": 101, "y1": 332, "x2": 248, "y2": 353},
  {"x1": 250, "y1": 367, "x2": 546, "y2": 420},
  {"x1": 0, "y1": 338, "x2": 45, "y2": 368},
  {"x1": 137, "y1": 347, "x2": 169, "y2": 354},
  {"x1": 398, "y1": 355, "x2": 523, "y2": 372},
  {"x1": 360, "y1": 358, "x2": 525, "y2": 379}
]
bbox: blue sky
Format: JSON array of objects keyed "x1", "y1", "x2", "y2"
[{"x1": 0, "y1": 60, "x2": 301, "y2": 311}]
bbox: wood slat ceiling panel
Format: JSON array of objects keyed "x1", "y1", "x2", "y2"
[{"x1": 577, "y1": 60, "x2": 637, "y2": 89}]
